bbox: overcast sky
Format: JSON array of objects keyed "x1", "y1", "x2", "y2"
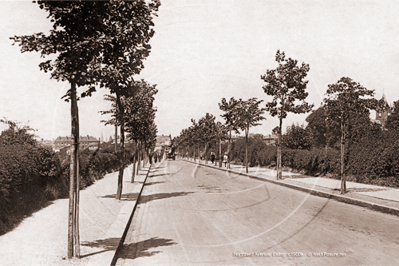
[{"x1": 1, "y1": 0, "x2": 399, "y2": 140}]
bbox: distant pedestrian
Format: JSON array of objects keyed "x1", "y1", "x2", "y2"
[
  {"x1": 211, "y1": 151, "x2": 215, "y2": 164},
  {"x1": 223, "y1": 153, "x2": 228, "y2": 167}
]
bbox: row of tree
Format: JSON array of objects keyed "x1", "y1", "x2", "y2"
[
  {"x1": 100, "y1": 79, "x2": 158, "y2": 199},
  {"x1": 11, "y1": 0, "x2": 161, "y2": 259},
  {"x1": 176, "y1": 50, "x2": 382, "y2": 197}
]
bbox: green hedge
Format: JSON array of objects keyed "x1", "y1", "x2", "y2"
[
  {"x1": 227, "y1": 132, "x2": 399, "y2": 187},
  {"x1": 346, "y1": 130, "x2": 399, "y2": 187},
  {"x1": 0, "y1": 143, "x2": 134, "y2": 235},
  {"x1": 181, "y1": 131, "x2": 399, "y2": 188}
]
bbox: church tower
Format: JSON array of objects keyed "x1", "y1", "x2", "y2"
[{"x1": 375, "y1": 91, "x2": 392, "y2": 128}]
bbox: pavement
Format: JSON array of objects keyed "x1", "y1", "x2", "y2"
[
  {"x1": 0, "y1": 161, "x2": 153, "y2": 266},
  {"x1": 182, "y1": 157, "x2": 399, "y2": 216}
]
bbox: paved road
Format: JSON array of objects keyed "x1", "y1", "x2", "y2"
[{"x1": 114, "y1": 160, "x2": 399, "y2": 265}]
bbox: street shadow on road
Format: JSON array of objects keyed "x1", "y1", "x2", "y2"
[
  {"x1": 138, "y1": 192, "x2": 193, "y2": 204},
  {"x1": 101, "y1": 192, "x2": 193, "y2": 203},
  {"x1": 80, "y1": 237, "x2": 120, "y2": 258},
  {"x1": 101, "y1": 193, "x2": 139, "y2": 201},
  {"x1": 152, "y1": 166, "x2": 166, "y2": 171},
  {"x1": 147, "y1": 173, "x2": 169, "y2": 178},
  {"x1": 145, "y1": 181, "x2": 166, "y2": 186},
  {"x1": 114, "y1": 237, "x2": 176, "y2": 262}
]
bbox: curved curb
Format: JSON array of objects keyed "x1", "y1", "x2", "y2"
[
  {"x1": 181, "y1": 159, "x2": 399, "y2": 217},
  {"x1": 110, "y1": 163, "x2": 152, "y2": 266}
]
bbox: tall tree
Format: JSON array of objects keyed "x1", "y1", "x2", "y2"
[
  {"x1": 11, "y1": 1, "x2": 160, "y2": 257},
  {"x1": 177, "y1": 127, "x2": 196, "y2": 159},
  {"x1": 234, "y1": 98, "x2": 266, "y2": 173},
  {"x1": 324, "y1": 77, "x2": 377, "y2": 194},
  {"x1": 219, "y1": 97, "x2": 266, "y2": 173},
  {"x1": 125, "y1": 81, "x2": 158, "y2": 178},
  {"x1": 95, "y1": 1, "x2": 159, "y2": 201},
  {"x1": 10, "y1": 1, "x2": 112, "y2": 258},
  {"x1": 261, "y1": 50, "x2": 313, "y2": 179},
  {"x1": 197, "y1": 113, "x2": 218, "y2": 164},
  {"x1": 215, "y1": 121, "x2": 228, "y2": 167},
  {"x1": 190, "y1": 119, "x2": 203, "y2": 161},
  {"x1": 219, "y1": 97, "x2": 241, "y2": 169},
  {"x1": 101, "y1": 80, "x2": 158, "y2": 184}
]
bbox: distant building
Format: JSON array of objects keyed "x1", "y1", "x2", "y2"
[
  {"x1": 231, "y1": 133, "x2": 277, "y2": 145},
  {"x1": 39, "y1": 139, "x2": 54, "y2": 148},
  {"x1": 54, "y1": 135, "x2": 100, "y2": 152},
  {"x1": 107, "y1": 135, "x2": 135, "y2": 144},
  {"x1": 263, "y1": 134, "x2": 278, "y2": 145},
  {"x1": 373, "y1": 94, "x2": 393, "y2": 129},
  {"x1": 155, "y1": 134, "x2": 172, "y2": 153}
]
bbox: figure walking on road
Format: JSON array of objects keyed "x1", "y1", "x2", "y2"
[
  {"x1": 223, "y1": 153, "x2": 228, "y2": 167},
  {"x1": 210, "y1": 151, "x2": 215, "y2": 164}
]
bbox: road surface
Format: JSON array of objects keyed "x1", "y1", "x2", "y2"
[{"x1": 114, "y1": 159, "x2": 399, "y2": 265}]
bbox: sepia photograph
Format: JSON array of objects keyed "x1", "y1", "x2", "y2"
[{"x1": 1, "y1": 0, "x2": 399, "y2": 265}]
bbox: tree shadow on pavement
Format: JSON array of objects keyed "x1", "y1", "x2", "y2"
[
  {"x1": 80, "y1": 237, "x2": 120, "y2": 258},
  {"x1": 114, "y1": 237, "x2": 176, "y2": 261}
]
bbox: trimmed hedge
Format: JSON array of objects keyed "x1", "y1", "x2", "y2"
[
  {"x1": 180, "y1": 130, "x2": 399, "y2": 188},
  {"x1": 226, "y1": 132, "x2": 399, "y2": 187},
  {"x1": 0, "y1": 143, "x2": 134, "y2": 236}
]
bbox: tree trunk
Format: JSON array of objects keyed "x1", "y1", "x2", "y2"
[
  {"x1": 140, "y1": 142, "x2": 143, "y2": 169},
  {"x1": 204, "y1": 142, "x2": 208, "y2": 164},
  {"x1": 277, "y1": 117, "x2": 282, "y2": 180},
  {"x1": 227, "y1": 130, "x2": 231, "y2": 169},
  {"x1": 131, "y1": 140, "x2": 137, "y2": 183},
  {"x1": 245, "y1": 128, "x2": 249, "y2": 173},
  {"x1": 219, "y1": 137, "x2": 222, "y2": 167},
  {"x1": 137, "y1": 140, "x2": 141, "y2": 173},
  {"x1": 68, "y1": 82, "x2": 80, "y2": 258},
  {"x1": 114, "y1": 124, "x2": 117, "y2": 153},
  {"x1": 325, "y1": 118, "x2": 329, "y2": 152},
  {"x1": 340, "y1": 120, "x2": 346, "y2": 194},
  {"x1": 74, "y1": 148, "x2": 80, "y2": 258},
  {"x1": 115, "y1": 94, "x2": 124, "y2": 200}
]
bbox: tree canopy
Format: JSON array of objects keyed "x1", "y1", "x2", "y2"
[
  {"x1": 385, "y1": 101, "x2": 399, "y2": 131},
  {"x1": 261, "y1": 50, "x2": 313, "y2": 179},
  {"x1": 324, "y1": 77, "x2": 377, "y2": 193},
  {"x1": 261, "y1": 50, "x2": 313, "y2": 119}
]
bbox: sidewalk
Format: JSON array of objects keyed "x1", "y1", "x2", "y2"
[
  {"x1": 183, "y1": 158, "x2": 399, "y2": 216},
  {"x1": 0, "y1": 162, "x2": 153, "y2": 266}
]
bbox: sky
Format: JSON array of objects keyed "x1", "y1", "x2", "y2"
[{"x1": 1, "y1": 0, "x2": 399, "y2": 140}]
